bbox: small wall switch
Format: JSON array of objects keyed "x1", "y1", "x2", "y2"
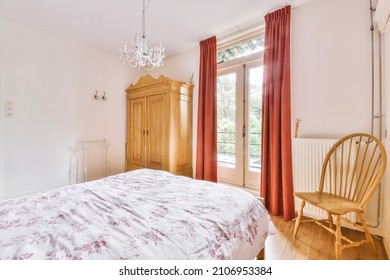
[{"x1": 5, "y1": 100, "x2": 14, "y2": 118}]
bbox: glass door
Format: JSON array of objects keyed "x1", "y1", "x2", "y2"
[
  {"x1": 217, "y1": 61, "x2": 263, "y2": 190},
  {"x1": 217, "y1": 65, "x2": 244, "y2": 186},
  {"x1": 244, "y1": 62, "x2": 263, "y2": 189}
]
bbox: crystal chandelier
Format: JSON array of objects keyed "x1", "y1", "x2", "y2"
[{"x1": 119, "y1": 0, "x2": 165, "y2": 70}]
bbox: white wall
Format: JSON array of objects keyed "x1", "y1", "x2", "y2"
[
  {"x1": 291, "y1": 0, "x2": 373, "y2": 139},
  {"x1": 0, "y1": 21, "x2": 5, "y2": 199},
  {"x1": 0, "y1": 15, "x2": 135, "y2": 198},
  {"x1": 381, "y1": 23, "x2": 390, "y2": 256}
]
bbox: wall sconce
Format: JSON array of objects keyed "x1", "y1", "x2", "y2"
[{"x1": 93, "y1": 90, "x2": 107, "y2": 101}]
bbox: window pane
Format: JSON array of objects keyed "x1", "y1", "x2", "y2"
[
  {"x1": 248, "y1": 66, "x2": 263, "y2": 170},
  {"x1": 217, "y1": 37, "x2": 264, "y2": 64},
  {"x1": 217, "y1": 73, "x2": 236, "y2": 166}
]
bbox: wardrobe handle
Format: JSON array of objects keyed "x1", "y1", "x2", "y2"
[{"x1": 146, "y1": 130, "x2": 149, "y2": 136}]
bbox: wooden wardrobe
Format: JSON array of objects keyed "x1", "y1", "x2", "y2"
[{"x1": 125, "y1": 75, "x2": 194, "y2": 177}]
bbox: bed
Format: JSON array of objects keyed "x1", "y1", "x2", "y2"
[{"x1": 0, "y1": 169, "x2": 274, "y2": 260}]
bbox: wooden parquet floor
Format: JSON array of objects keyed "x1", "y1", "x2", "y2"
[{"x1": 264, "y1": 215, "x2": 388, "y2": 260}]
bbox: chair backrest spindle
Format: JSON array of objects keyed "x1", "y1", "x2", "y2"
[{"x1": 318, "y1": 133, "x2": 386, "y2": 208}]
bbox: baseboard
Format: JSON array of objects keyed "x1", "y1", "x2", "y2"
[{"x1": 369, "y1": 226, "x2": 384, "y2": 237}]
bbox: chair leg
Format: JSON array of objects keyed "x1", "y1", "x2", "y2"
[
  {"x1": 293, "y1": 200, "x2": 305, "y2": 239},
  {"x1": 328, "y1": 213, "x2": 334, "y2": 230},
  {"x1": 358, "y1": 213, "x2": 376, "y2": 255},
  {"x1": 335, "y1": 215, "x2": 342, "y2": 260}
]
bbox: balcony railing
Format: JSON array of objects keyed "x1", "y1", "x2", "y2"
[{"x1": 217, "y1": 131, "x2": 261, "y2": 169}]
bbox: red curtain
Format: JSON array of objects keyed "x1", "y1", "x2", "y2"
[
  {"x1": 261, "y1": 6, "x2": 295, "y2": 220},
  {"x1": 196, "y1": 37, "x2": 218, "y2": 182}
]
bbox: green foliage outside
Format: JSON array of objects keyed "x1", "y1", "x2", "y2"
[{"x1": 217, "y1": 70, "x2": 262, "y2": 168}]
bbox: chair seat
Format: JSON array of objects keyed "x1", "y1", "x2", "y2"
[{"x1": 294, "y1": 192, "x2": 364, "y2": 215}]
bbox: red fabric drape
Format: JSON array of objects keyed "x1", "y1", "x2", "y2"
[
  {"x1": 196, "y1": 37, "x2": 218, "y2": 182},
  {"x1": 261, "y1": 6, "x2": 295, "y2": 220}
]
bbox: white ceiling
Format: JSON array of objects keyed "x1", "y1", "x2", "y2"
[{"x1": 0, "y1": 0, "x2": 316, "y2": 57}]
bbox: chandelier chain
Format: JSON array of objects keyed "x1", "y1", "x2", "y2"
[{"x1": 142, "y1": 0, "x2": 150, "y2": 38}]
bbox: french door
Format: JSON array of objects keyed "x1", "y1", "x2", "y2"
[{"x1": 217, "y1": 59, "x2": 263, "y2": 190}]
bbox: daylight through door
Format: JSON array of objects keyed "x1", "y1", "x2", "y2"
[{"x1": 217, "y1": 59, "x2": 263, "y2": 190}]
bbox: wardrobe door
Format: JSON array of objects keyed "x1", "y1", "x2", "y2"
[
  {"x1": 169, "y1": 92, "x2": 192, "y2": 176},
  {"x1": 128, "y1": 97, "x2": 146, "y2": 168},
  {"x1": 146, "y1": 94, "x2": 168, "y2": 170}
]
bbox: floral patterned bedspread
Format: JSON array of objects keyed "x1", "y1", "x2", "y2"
[{"x1": 0, "y1": 169, "x2": 274, "y2": 260}]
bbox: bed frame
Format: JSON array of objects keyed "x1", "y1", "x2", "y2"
[
  {"x1": 256, "y1": 248, "x2": 265, "y2": 260},
  {"x1": 256, "y1": 196, "x2": 266, "y2": 260}
]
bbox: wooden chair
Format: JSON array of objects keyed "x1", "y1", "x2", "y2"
[{"x1": 293, "y1": 133, "x2": 387, "y2": 259}]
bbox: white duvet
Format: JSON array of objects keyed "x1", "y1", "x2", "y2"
[{"x1": 0, "y1": 169, "x2": 274, "y2": 260}]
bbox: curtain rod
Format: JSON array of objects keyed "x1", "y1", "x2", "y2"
[
  {"x1": 216, "y1": 4, "x2": 296, "y2": 38},
  {"x1": 204, "y1": 4, "x2": 296, "y2": 43},
  {"x1": 266, "y1": 4, "x2": 294, "y2": 15},
  {"x1": 215, "y1": 17, "x2": 264, "y2": 40}
]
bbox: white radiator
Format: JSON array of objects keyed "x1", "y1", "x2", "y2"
[{"x1": 292, "y1": 137, "x2": 356, "y2": 222}]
